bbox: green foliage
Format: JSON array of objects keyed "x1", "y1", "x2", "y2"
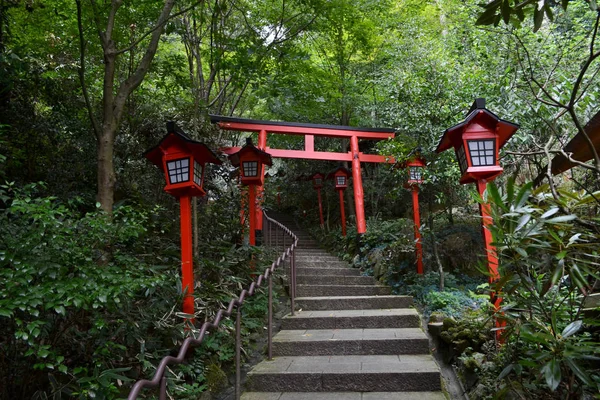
[
  {"x1": 475, "y1": 0, "x2": 597, "y2": 32},
  {"x1": 0, "y1": 184, "x2": 181, "y2": 399},
  {"x1": 483, "y1": 180, "x2": 600, "y2": 397}
]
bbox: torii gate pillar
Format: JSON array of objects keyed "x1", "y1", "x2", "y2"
[{"x1": 350, "y1": 135, "x2": 367, "y2": 234}]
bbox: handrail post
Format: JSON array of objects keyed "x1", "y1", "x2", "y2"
[
  {"x1": 235, "y1": 306, "x2": 241, "y2": 400},
  {"x1": 159, "y1": 377, "x2": 167, "y2": 400},
  {"x1": 268, "y1": 272, "x2": 273, "y2": 360},
  {"x1": 290, "y1": 245, "x2": 296, "y2": 316}
]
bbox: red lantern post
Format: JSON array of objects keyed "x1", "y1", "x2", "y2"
[
  {"x1": 400, "y1": 155, "x2": 426, "y2": 274},
  {"x1": 311, "y1": 173, "x2": 325, "y2": 227},
  {"x1": 229, "y1": 138, "x2": 273, "y2": 246},
  {"x1": 327, "y1": 166, "x2": 351, "y2": 236},
  {"x1": 144, "y1": 122, "x2": 221, "y2": 318},
  {"x1": 436, "y1": 99, "x2": 519, "y2": 335}
]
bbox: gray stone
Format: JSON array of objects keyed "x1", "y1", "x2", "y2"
[
  {"x1": 296, "y1": 267, "x2": 360, "y2": 276},
  {"x1": 296, "y1": 285, "x2": 391, "y2": 297},
  {"x1": 281, "y1": 309, "x2": 421, "y2": 330},
  {"x1": 296, "y1": 295, "x2": 413, "y2": 310}
]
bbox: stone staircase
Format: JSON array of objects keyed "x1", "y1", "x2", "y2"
[{"x1": 242, "y1": 215, "x2": 443, "y2": 399}]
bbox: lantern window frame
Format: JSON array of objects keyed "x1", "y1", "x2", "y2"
[
  {"x1": 456, "y1": 145, "x2": 468, "y2": 174},
  {"x1": 336, "y1": 176, "x2": 346, "y2": 187},
  {"x1": 193, "y1": 160, "x2": 204, "y2": 186},
  {"x1": 167, "y1": 157, "x2": 191, "y2": 185},
  {"x1": 242, "y1": 160, "x2": 259, "y2": 177},
  {"x1": 409, "y1": 166, "x2": 423, "y2": 182},
  {"x1": 467, "y1": 139, "x2": 496, "y2": 167}
]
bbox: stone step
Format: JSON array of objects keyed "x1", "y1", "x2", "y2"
[
  {"x1": 295, "y1": 249, "x2": 330, "y2": 254},
  {"x1": 296, "y1": 296, "x2": 413, "y2": 311},
  {"x1": 282, "y1": 309, "x2": 421, "y2": 330},
  {"x1": 296, "y1": 267, "x2": 360, "y2": 276},
  {"x1": 242, "y1": 392, "x2": 446, "y2": 400},
  {"x1": 295, "y1": 261, "x2": 352, "y2": 269},
  {"x1": 272, "y1": 328, "x2": 429, "y2": 356},
  {"x1": 245, "y1": 355, "x2": 441, "y2": 392},
  {"x1": 296, "y1": 285, "x2": 391, "y2": 297},
  {"x1": 295, "y1": 256, "x2": 346, "y2": 262},
  {"x1": 296, "y1": 275, "x2": 375, "y2": 286}
]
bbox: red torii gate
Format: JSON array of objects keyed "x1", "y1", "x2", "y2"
[{"x1": 211, "y1": 115, "x2": 395, "y2": 235}]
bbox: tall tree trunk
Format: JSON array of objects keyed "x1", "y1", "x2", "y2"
[{"x1": 79, "y1": 0, "x2": 177, "y2": 213}]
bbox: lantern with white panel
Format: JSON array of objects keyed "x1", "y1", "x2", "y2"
[
  {"x1": 436, "y1": 98, "x2": 519, "y2": 339},
  {"x1": 327, "y1": 166, "x2": 351, "y2": 236},
  {"x1": 228, "y1": 138, "x2": 273, "y2": 245},
  {"x1": 144, "y1": 122, "x2": 221, "y2": 320},
  {"x1": 398, "y1": 153, "x2": 426, "y2": 274}
]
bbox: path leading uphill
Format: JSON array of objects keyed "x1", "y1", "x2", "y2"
[{"x1": 241, "y1": 215, "x2": 444, "y2": 400}]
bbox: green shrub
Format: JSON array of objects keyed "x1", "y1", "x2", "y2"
[
  {"x1": 0, "y1": 184, "x2": 181, "y2": 398},
  {"x1": 482, "y1": 180, "x2": 600, "y2": 398}
]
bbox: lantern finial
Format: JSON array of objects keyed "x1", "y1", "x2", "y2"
[{"x1": 469, "y1": 98, "x2": 486, "y2": 113}]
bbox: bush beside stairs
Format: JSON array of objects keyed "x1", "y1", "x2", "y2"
[{"x1": 242, "y1": 215, "x2": 444, "y2": 400}]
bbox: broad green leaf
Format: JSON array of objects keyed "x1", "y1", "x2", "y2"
[
  {"x1": 540, "y1": 207, "x2": 559, "y2": 219},
  {"x1": 533, "y1": 6, "x2": 544, "y2": 32},
  {"x1": 541, "y1": 358, "x2": 561, "y2": 391},
  {"x1": 515, "y1": 182, "x2": 533, "y2": 209},
  {"x1": 564, "y1": 358, "x2": 594, "y2": 386},
  {"x1": 487, "y1": 182, "x2": 505, "y2": 211},
  {"x1": 501, "y1": 0, "x2": 511, "y2": 24},
  {"x1": 550, "y1": 261, "x2": 564, "y2": 286},
  {"x1": 545, "y1": 215, "x2": 577, "y2": 224},
  {"x1": 498, "y1": 363, "x2": 514, "y2": 380},
  {"x1": 476, "y1": 6, "x2": 500, "y2": 25},
  {"x1": 561, "y1": 320, "x2": 582, "y2": 338},
  {"x1": 515, "y1": 214, "x2": 531, "y2": 232}
]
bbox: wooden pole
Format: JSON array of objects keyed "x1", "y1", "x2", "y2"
[
  {"x1": 476, "y1": 179, "x2": 504, "y2": 341},
  {"x1": 249, "y1": 185, "x2": 257, "y2": 246},
  {"x1": 179, "y1": 195, "x2": 194, "y2": 317},
  {"x1": 338, "y1": 189, "x2": 347, "y2": 237},
  {"x1": 412, "y1": 185, "x2": 423, "y2": 274}
]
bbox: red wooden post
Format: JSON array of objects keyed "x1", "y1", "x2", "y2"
[
  {"x1": 317, "y1": 187, "x2": 324, "y2": 227},
  {"x1": 256, "y1": 130, "x2": 267, "y2": 231},
  {"x1": 179, "y1": 195, "x2": 195, "y2": 317},
  {"x1": 248, "y1": 184, "x2": 257, "y2": 246},
  {"x1": 476, "y1": 180, "x2": 500, "y2": 302},
  {"x1": 239, "y1": 183, "x2": 247, "y2": 235},
  {"x1": 476, "y1": 179, "x2": 505, "y2": 341},
  {"x1": 350, "y1": 135, "x2": 367, "y2": 234},
  {"x1": 411, "y1": 186, "x2": 423, "y2": 274},
  {"x1": 338, "y1": 189, "x2": 347, "y2": 237}
]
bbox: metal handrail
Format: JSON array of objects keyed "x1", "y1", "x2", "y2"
[{"x1": 127, "y1": 211, "x2": 297, "y2": 400}]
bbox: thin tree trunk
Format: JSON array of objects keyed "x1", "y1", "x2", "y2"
[{"x1": 428, "y1": 195, "x2": 444, "y2": 290}]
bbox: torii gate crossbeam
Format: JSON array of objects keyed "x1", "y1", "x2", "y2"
[{"x1": 210, "y1": 115, "x2": 396, "y2": 235}]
